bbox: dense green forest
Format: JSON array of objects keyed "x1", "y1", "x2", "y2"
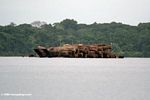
[{"x1": 0, "y1": 19, "x2": 150, "y2": 57}]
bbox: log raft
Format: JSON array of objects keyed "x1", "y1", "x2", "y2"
[{"x1": 34, "y1": 44, "x2": 123, "y2": 58}]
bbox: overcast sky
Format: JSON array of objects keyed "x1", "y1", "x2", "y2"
[{"x1": 0, "y1": 0, "x2": 150, "y2": 25}]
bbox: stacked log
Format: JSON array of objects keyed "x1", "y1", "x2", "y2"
[
  {"x1": 34, "y1": 46, "x2": 49, "y2": 57},
  {"x1": 34, "y1": 44, "x2": 123, "y2": 58}
]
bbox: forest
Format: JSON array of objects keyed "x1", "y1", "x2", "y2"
[{"x1": 0, "y1": 19, "x2": 150, "y2": 57}]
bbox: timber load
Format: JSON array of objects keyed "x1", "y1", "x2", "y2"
[{"x1": 34, "y1": 44, "x2": 123, "y2": 58}]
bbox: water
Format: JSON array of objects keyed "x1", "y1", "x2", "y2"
[{"x1": 0, "y1": 57, "x2": 150, "y2": 100}]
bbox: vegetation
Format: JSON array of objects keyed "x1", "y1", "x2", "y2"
[{"x1": 0, "y1": 19, "x2": 150, "y2": 57}]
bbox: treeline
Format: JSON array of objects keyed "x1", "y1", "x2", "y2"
[{"x1": 0, "y1": 19, "x2": 150, "y2": 57}]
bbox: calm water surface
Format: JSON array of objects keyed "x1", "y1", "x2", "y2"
[{"x1": 0, "y1": 57, "x2": 150, "y2": 100}]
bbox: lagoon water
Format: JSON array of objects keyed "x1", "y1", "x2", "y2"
[{"x1": 0, "y1": 57, "x2": 150, "y2": 100}]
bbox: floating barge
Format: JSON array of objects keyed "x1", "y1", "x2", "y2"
[{"x1": 34, "y1": 44, "x2": 123, "y2": 58}]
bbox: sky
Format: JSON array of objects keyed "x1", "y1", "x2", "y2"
[{"x1": 0, "y1": 0, "x2": 150, "y2": 25}]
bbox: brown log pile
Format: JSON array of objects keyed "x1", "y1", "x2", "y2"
[{"x1": 34, "y1": 44, "x2": 123, "y2": 58}]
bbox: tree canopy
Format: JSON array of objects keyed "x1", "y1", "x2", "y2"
[{"x1": 0, "y1": 19, "x2": 150, "y2": 57}]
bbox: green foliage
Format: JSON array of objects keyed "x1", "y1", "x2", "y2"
[{"x1": 0, "y1": 19, "x2": 150, "y2": 57}]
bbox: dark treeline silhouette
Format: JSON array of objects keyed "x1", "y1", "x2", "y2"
[{"x1": 0, "y1": 19, "x2": 150, "y2": 57}]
